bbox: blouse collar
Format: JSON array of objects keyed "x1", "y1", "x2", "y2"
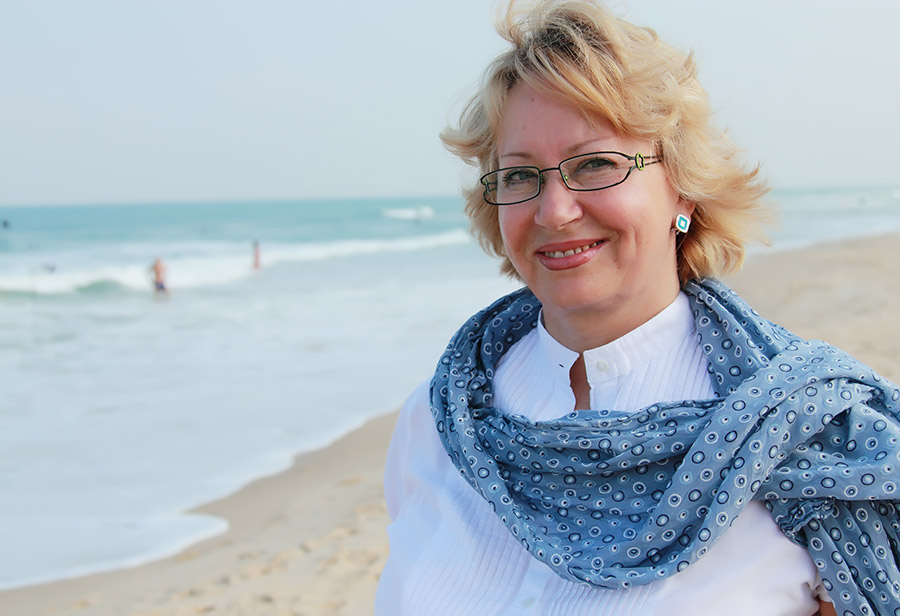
[{"x1": 535, "y1": 292, "x2": 696, "y2": 383}]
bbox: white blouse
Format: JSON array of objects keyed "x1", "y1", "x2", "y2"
[{"x1": 377, "y1": 293, "x2": 825, "y2": 615}]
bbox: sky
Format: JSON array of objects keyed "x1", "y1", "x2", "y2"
[{"x1": 2, "y1": 0, "x2": 898, "y2": 206}]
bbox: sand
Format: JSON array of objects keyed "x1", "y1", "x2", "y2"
[{"x1": 3, "y1": 232, "x2": 898, "y2": 616}]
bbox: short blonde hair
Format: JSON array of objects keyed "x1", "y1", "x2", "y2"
[{"x1": 441, "y1": 0, "x2": 772, "y2": 284}]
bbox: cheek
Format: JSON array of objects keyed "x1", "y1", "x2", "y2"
[{"x1": 497, "y1": 209, "x2": 523, "y2": 252}]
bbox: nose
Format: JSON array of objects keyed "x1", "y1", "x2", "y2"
[{"x1": 533, "y1": 170, "x2": 583, "y2": 230}]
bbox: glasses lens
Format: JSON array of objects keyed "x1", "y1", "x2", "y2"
[
  {"x1": 482, "y1": 167, "x2": 540, "y2": 205},
  {"x1": 560, "y1": 152, "x2": 629, "y2": 191}
]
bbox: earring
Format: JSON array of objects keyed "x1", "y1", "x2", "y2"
[{"x1": 674, "y1": 214, "x2": 691, "y2": 234}]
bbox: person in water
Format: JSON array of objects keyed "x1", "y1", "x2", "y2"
[{"x1": 151, "y1": 257, "x2": 167, "y2": 295}]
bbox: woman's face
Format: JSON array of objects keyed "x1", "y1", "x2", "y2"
[{"x1": 495, "y1": 83, "x2": 693, "y2": 349}]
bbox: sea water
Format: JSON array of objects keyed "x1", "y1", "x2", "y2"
[{"x1": 1, "y1": 187, "x2": 899, "y2": 591}]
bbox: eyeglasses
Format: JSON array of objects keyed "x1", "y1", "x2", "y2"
[{"x1": 480, "y1": 151, "x2": 662, "y2": 206}]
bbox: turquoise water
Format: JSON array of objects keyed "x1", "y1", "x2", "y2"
[
  {"x1": 1, "y1": 186, "x2": 899, "y2": 591},
  {"x1": 0, "y1": 197, "x2": 474, "y2": 295}
]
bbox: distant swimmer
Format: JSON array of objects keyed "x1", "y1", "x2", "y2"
[
  {"x1": 253, "y1": 240, "x2": 261, "y2": 270},
  {"x1": 150, "y1": 257, "x2": 168, "y2": 295}
]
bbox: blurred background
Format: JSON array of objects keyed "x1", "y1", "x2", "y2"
[{"x1": 1, "y1": 0, "x2": 899, "y2": 592}]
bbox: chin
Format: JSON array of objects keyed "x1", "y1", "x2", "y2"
[{"x1": 533, "y1": 281, "x2": 615, "y2": 314}]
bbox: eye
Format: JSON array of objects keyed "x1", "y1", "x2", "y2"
[
  {"x1": 502, "y1": 167, "x2": 539, "y2": 187},
  {"x1": 574, "y1": 155, "x2": 617, "y2": 173},
  {"x1": 565, "y1": 153, "x2": 626, "y2": 189}
]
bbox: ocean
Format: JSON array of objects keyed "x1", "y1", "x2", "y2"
[{"x1": 1, "y1": 186, "x2": 899, "y2": 591}]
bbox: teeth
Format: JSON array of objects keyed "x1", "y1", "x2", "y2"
[{"x1": 544, "y1": 241, "x2": 601, "y2": 259}]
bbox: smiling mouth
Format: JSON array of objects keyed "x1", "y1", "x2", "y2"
[{"x1": 541, "y1": 241, "x2": 603, "y2": 259}]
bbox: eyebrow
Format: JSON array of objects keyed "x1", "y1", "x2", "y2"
[{"x1": 498, "y1": 138, "x2": 616, "y2": 162}]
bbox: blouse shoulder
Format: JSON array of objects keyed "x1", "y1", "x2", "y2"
[{"x1": 383, "y1": 380, "x2": 441, "y2": 519}]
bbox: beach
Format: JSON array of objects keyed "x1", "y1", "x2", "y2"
[
  {"x1": 0, "y1": 412, "x2": 398, "y2": 616},
  {"x1": 3, "y1": 231, "x2": 899, "y2": 615}
]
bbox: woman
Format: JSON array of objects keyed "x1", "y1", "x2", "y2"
[{"x1": 376, "y1": 2, "x2": 900, "y2": 614}]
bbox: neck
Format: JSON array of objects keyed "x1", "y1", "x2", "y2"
[{"x1": 542, "y1": 287, "x2": 681, "y2": 353}]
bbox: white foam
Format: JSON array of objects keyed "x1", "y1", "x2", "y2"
[
  {"x1": 382, "y1": 205, "x2": 436, "y2": 221},
  {"x1": 0, "y1": 230, "x2": 472, "y2": 295}
]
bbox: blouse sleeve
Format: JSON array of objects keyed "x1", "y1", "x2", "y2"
[{"x1": 383, "y1": 380, "x2": 432, "y2": 520}]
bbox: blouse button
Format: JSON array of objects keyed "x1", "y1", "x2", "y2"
[{"x1": 595, "y1": 359, "x2": 610, "y2": 372}]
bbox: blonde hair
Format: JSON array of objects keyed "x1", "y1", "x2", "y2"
[{"x1": 441, "y1": 0, "x2": 772, "y2": 284}]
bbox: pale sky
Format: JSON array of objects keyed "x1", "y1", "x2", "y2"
[{"x1": 2, "y1": 0, "x2": 898, "y2": 206}]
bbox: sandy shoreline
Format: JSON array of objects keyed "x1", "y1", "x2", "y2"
[
  {"x1": 3, "y1": 232, "x2": 899, "y2": 616},
  {"x1": 1, "y1": 413, "x2": 398, "y2": 616}
]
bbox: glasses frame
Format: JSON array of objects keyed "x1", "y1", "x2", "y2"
[{"x1": 480, "y1": 151, "x2": 662, "y2": 206}]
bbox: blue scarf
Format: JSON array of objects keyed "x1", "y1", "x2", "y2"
[{"x1": 431, "y1": 278, "x2": 900, "y2": 615}]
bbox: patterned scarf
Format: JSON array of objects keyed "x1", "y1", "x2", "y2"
[{"x1": 430, "y1": 278, "x2": 900, "y2": 615}]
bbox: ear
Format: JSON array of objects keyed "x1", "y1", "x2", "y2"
[{"x1": 676, "y1": 196, "x2": 696, "y2": 218}]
